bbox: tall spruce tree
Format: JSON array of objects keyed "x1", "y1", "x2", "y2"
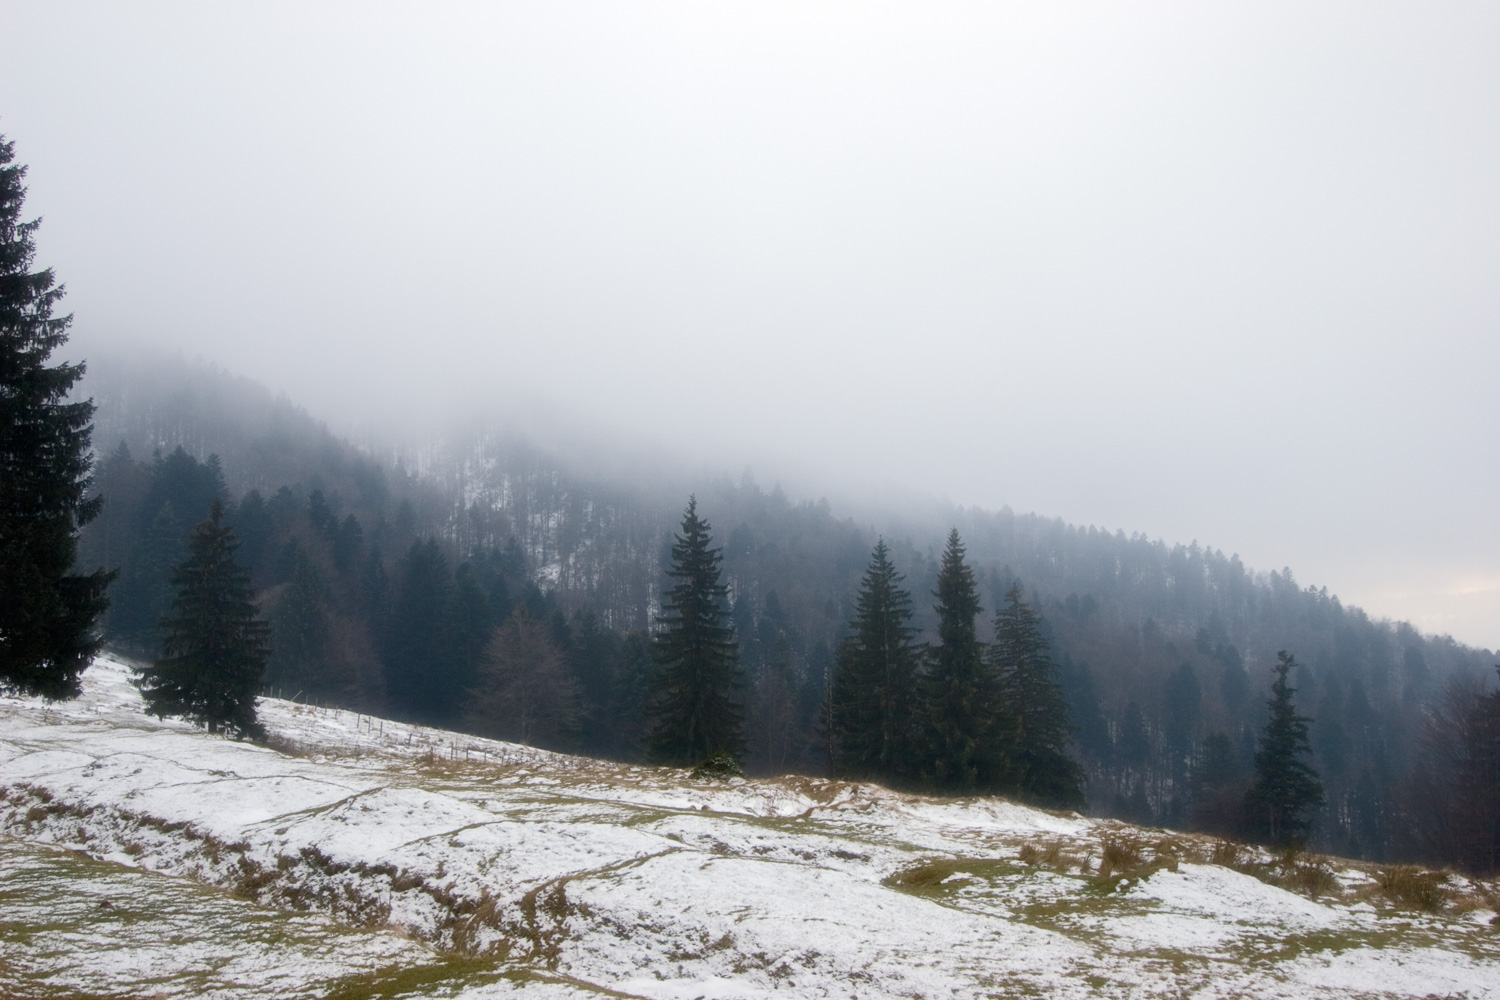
[
  {"x1": 992, "y1": 585, "x2": 1084, "y2": 809},
  {"x1": 646, "y1": 498, "x2": 743, "y2": 766},
  {"x1": 1245, "y1": 651, "x2": 1324, "y2": 846},
  {"x1": 0, "y1": 134, "x2": 112, "y2": 698},
  {"x1": 830, "y1": 539, "x2": 921, "y2": 785},
  {"x1": 137, "y1": 501, "x2": 269, "y2": 739},
  {"x1": 921, "y1": 529, "x2": 997, "y2": 792}
]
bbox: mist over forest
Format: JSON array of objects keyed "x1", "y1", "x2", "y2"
[{"x1": 71, "y1": 350, "x2": 1498, "y2": 872}]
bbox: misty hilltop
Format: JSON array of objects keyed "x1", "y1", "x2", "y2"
[{"x1": 69, "y1": 353, "x2": 1497, "y2": 870}]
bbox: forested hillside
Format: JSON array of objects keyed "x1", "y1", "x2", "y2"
[{"x1": 74, "y1": 354, "x2": 1497, "y2": 869}]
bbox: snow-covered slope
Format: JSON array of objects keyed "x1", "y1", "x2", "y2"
[{"x1": 3, "y1": 656, "x2": 1497, "y2": 999}]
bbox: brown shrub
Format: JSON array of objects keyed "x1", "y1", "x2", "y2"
[{"x1": 1376, "y1": 866, "x2": 1450, "y2": 913}]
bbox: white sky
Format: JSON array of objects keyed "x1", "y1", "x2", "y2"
[{"x1": 3, "y1": 2, "x2": 1497, "y2": 649}]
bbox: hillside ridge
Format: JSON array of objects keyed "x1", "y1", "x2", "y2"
[{"x1": 4, "y1": 656, "x2": 1499, "y2": 998}]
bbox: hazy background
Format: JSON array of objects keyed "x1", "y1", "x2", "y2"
[{"x1": 3, "y1": 2, "x2": 1496, "y2": 648}]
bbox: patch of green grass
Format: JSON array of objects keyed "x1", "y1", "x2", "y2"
[
  {"x1": 881, "y1": 857, "x2": 1027, "y2": 896},
  {"x1": 1235, "y1": 927, "x2": 1405, "y2": 964},
  {"x1": 321, "y1": 956, "x2": 511, "y2": 1000}
]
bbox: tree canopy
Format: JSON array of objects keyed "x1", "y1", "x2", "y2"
[
  {"x1": 0, "y1": 134, "x2": 112, "y2": 698},
  {"x1": 1245, "y1": 651, "x2": 1324, "y2": 846},
  {"x1": 921, "y1": 529, "x2": 996, "y2": 791},
  {"x1": 992, "y1": 584, "x2": 1084, "y2": 809},
  {"x1": 647, "y1": 498, "x2": 743, "y2": 766},
  {"x1": 830, "y1": 539, "x2": 920, "y2": 785},
  {"x1": 136, "y1": 500, "x2": 269, "y2": 739}
]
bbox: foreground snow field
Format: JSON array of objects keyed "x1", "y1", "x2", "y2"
[{"x1": 3, "y1": 656, "x2": 1498, "y2": 999}]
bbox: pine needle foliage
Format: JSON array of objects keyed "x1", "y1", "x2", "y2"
[
  {"x1": 137, "y1": 500, "x2": 269, "y2": 739},
  {"x1": 647, "y1": 498, "x2": 743, "y2": 766},
  {"x1": 830, "y1": 539, "x2": 921, "y2": 785},
  {"x1": 1245, "y1": 650, "x2": 1324, "y2": 846},
  {"x1": 921, "y1": 529, "x2": 997, "y2": 792},
  {"x1": 0, "y1": 134, "x2": 112, "y2": 698},
  {"x1": 992, "y1": 585, "x2": 1084, "y2": 809}
]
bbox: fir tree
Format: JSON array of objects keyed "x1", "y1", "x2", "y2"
[
  {"x1": 992, "y1": 585, "x2": 1084, "y2": 809},
  {"x1": 0, "y1": 134, "x2": 112, "y2": 698},
  {"x1": 384, "y1": 537, "x2": 451, "y2": 723},
  {"x1": 441, "y1": 562, "x2": 493, "y2": 713},
  {"x1": 646, "y1": 498, "x2": 743, "y2": 766},
  {"x1": 1245, "y1": 651, "x2": 1324, "y2": 846},
  {"x1": 921, "y1": 529, "x2": 996, "y2": 791},
  {"x1": 266, "y1": 541, "x2": 328, "y2": 697},
  {"x1": 830, "y1": 539, "x2": 921, "y2": 785},
  {"x1": 137, "y1": 500, "x2": 269, "y2": 738},
  {"x1": 570, "y1": 608, "x2": 619, "y2": 754}
]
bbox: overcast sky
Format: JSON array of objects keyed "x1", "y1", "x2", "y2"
[{"x1": 3, "y1": 2, "x2": 1497, "y2": 649}]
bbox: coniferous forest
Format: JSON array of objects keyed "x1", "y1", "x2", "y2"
[{"x1": 65, "y1": 352, "x2": 1500, "y2": 875}]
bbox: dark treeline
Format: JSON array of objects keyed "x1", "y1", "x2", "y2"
[{"x1": 75, "y1": 356, "x2": 1499, "y2": 872}]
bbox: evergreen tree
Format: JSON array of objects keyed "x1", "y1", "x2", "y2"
[
  {"x1": 384, "y1": 537, "x2": 452, "y2": 723},
  {"x1": 136, "y1": 501, "x2": 269, "y2": 738},
  {"x1": 332, "y1": 513, "x2": 363, "y2": 573},
  {"x1": 992, "y1": 585, "x2": 1084, "y2": 809},
  {"x1": 646, "y1": 498, "x2": 743, "y2": 766},
  {"x1": 921, "y1": 529, "x2": 997, "y2": 792},
  {"x1": 0, "y1": 134, "x2": 112, "y2": 698},
  {"x1": 1190, "y1": 730, "x2": 1247, "y2": 835},
  {"x1": 830, "y1": 539, "x2": 921, "y2": 785},
  {"x1": 441, "y1": 562, "x2": 493, "y2": 714},
  {"x1": 569, "y1": 608, "x2": 619, "y2": 754},
  {"x1": 610, "y1": 629, "x2": 657, "y2": 759},
  {"x1": 1245, "y1": 651, "x2": 1324, "y2": 846},
  {"x1": 1163, "y1": 661, "x2": 1203, "y2": 820},
  {"x1": 1056, "y1": 654, "x2": 1112, "y2": 768},
  {"x1": 266, "y1": 541, "x2": 328, "y2": 697},
  {"x1": 110, "y1": 448, "x2": 227, "y2": 652}
]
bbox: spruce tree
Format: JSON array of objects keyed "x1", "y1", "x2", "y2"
[
  {"x1": 921, "y1": 529, "x2": 996, "y2": 792},
  {"x1": 992, "y1": 585, "x2": 1084, "y2": 809},
  {"x1": 137, "y1": 500, "x2": 270, "y2": 739},
  {"x1": 1245, "y1": 651, "x2": 1324, "y2": 846},
  {"x1": 830, "y1": 539, "x2": 921, "y2": 785},
  {"x1": 384, "y1": 537, "x2": 452, "y2": 723},
  {"x1": 266, "y1": 541, "x2": 328, "y2": 697},
  {"x1": 646, "y1": 498, "x2": 743, "y2": 766},
  {"x1": 0, "y1": 134, "x2": 112, "y2": 698}
]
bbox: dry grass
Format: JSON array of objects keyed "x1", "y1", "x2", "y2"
[
  {"x1": 1210, "y1": 839, "x2": 1246, "y2": 867},
  {"x1": 1017, "y1": 840, "x2": 1066, "y2": 868},
  {"x1": 1375, "y1": 866, "x2": 1451, "y2": 913},
  {"x1": 1096, "y1": 834, "x2": 1146, "y2": 880},
  {"x1": 1281, "y1": 849, "x2": 1338, "y2": 898},
  {"x1": 884, "y1": 858, "x2": 970, "y2": 891}
]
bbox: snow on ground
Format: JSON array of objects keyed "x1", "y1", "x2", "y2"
[{"x1": 3, "y1": 654, "x2": 1499, "y2": 999}]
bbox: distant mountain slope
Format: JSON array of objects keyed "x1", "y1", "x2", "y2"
[
  {"x1": 4, "y1": 657, "x2": 1499, "y2": 999},
  {"x1": 72, "y1": 353, "x2": 1498, "y2": 862}
]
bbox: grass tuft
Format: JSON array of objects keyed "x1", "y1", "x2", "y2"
[{"x1": 1376, "y1": 866, "x2": 1450, "y2": 913}]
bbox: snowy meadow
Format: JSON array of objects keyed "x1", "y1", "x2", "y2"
[{"x1": 3, "y1": 656, "x2": 1498, "y2": 999}]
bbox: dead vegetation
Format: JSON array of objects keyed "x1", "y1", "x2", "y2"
[{"x1": 1374, "y1": 865, "x2": 1452, "y2": 913}]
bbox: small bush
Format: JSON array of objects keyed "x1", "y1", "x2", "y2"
[
  {"x1": 1210, "y1": 839, "x2": 1246, "y2": 868},
  {"x1": 1285, "y1": 854, "x2": 1337, "y2": 898},
  {"x1": 1376, "y1": 866, "x2": 1450, "y2": 913},
  {"x1": 1097, "y1": 835, "x2": 1145, "y2": 879},
  {"x1": 883, "y1": 858, "x2": 967, "y2": 890},
  {"x1": 690, "y1": 751, "x2": 745, "y2": 781},
  {"x1": 1018, "y1": 839, "x2": 1074, "y2": 872}
]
